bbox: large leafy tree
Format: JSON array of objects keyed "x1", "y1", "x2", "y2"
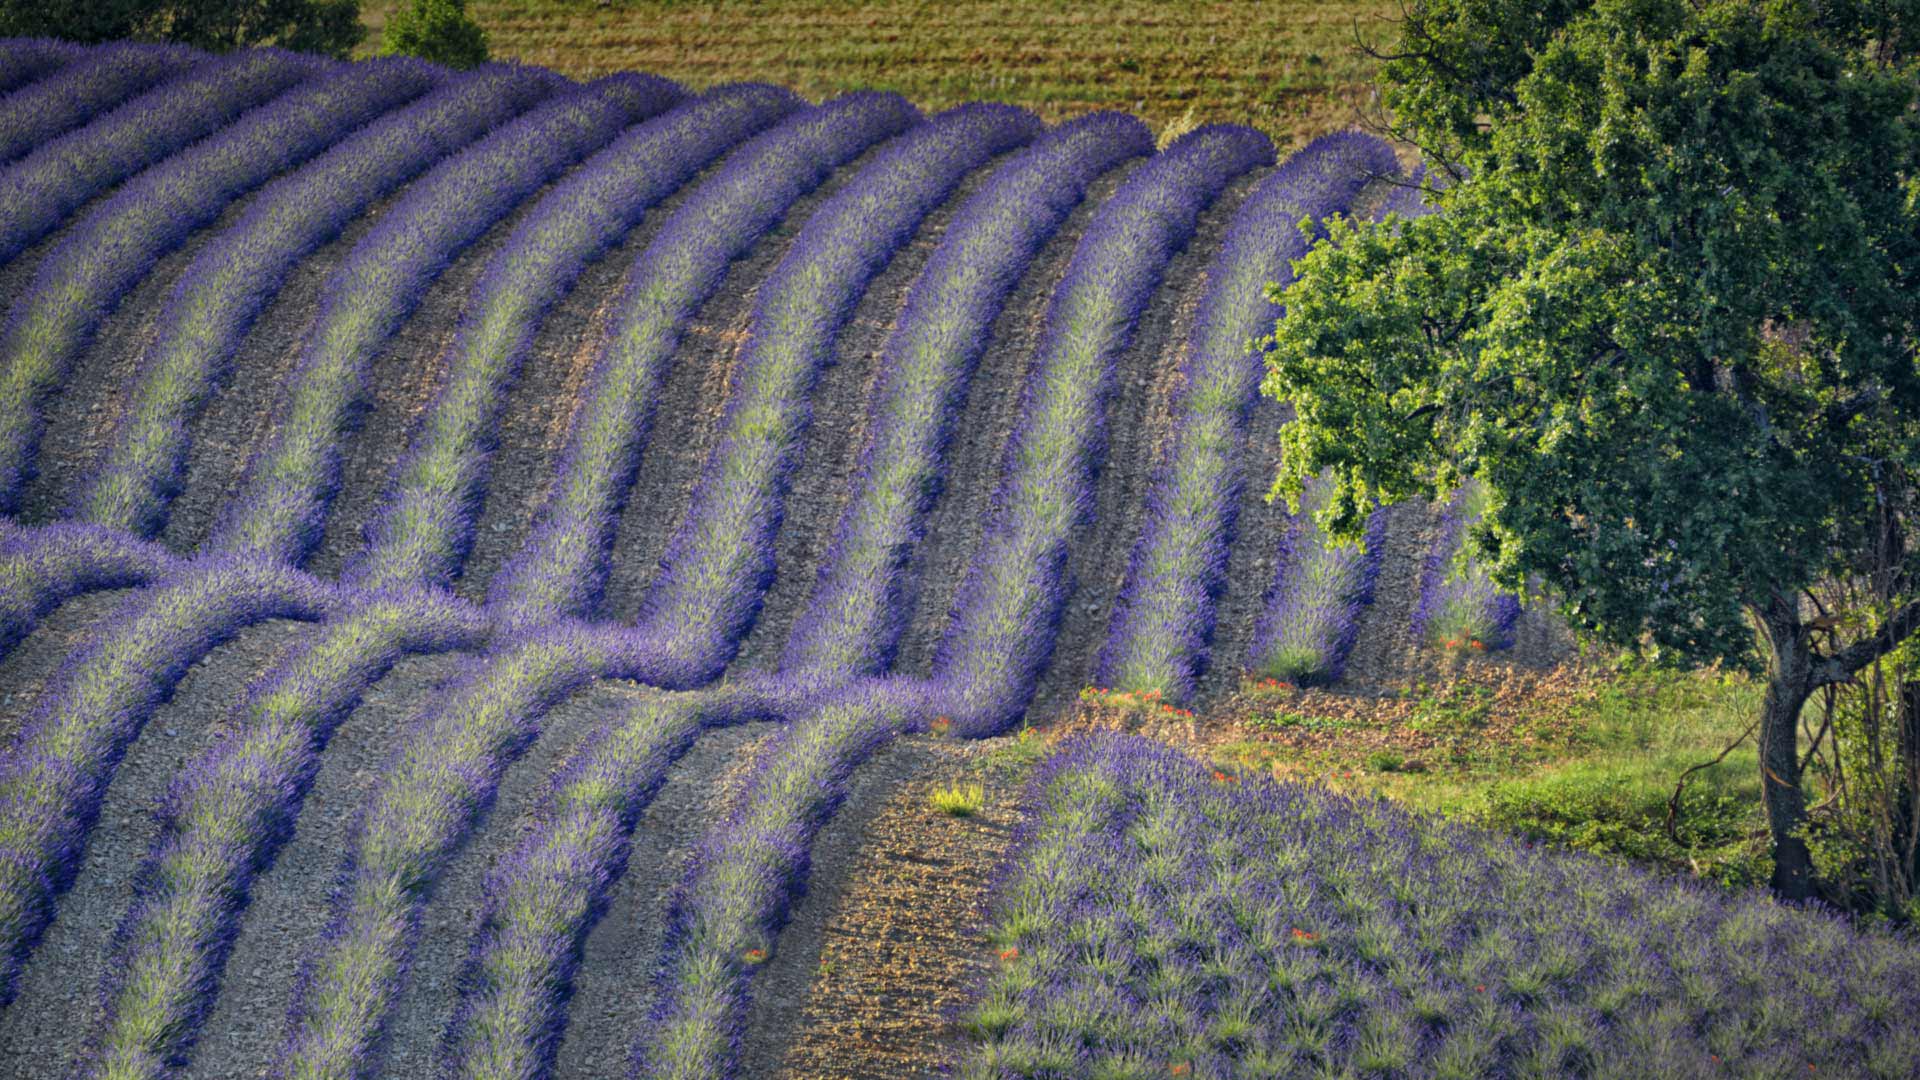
[
  {"x1": 1267, "y1": 0, "x2": 1919, "y2": 899},
  {"x1": 0, "y1": 0, "x2": 361, "y2": 56}
]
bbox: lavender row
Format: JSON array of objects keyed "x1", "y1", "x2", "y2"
[
  {"x1": 0, "y1": 38, "x2": 80, "y2": 95},
  {"x1": 0, "y1": 560, "x2": 341, "y2": 1006},
  {"x1": 0, "y1": 43, "x2": 198, "y2": 167},
  {"x1": 206, "y1": 75, "x2": 680, "y2": 567},
  {"x1": 436, "y1": 116, "x2": 1149, "y2": 1077},
  {"x1": 487, "y1": 91, "x2": 921, "y2": 627},
  {"x1": 961, "y1": 733, "x2": 1920, "y2": 1077},
  {"x1": 1098, "y1": 132, "x2": 1397, "y2": 701},
  {"x1": 633, "y1": 683, "x2": 929, "y2": 1078},
  {"x1": 83, "y1": 588, "x2": 490, "y2": 1080},
  {"x1": 628, "y1": 103, "x2": 1040, "y2": 687},
  {"x1": 1413, "y1": 482, "x2": 1522, "y2": 651},
  {"x1": 0, "y1": 58, "x2": 437, "y2": 516},
  {"x1": 0, "y1": 48, "x2": 324, "y2": 267},
  {"x1": 781, "y1": 113, "x2": 1153, "y2": 682},
  {"x1": 1247, "y1": 480, "x2": 1389, "y2": 683},
  {"x1": 346, "y1": 83, "x2": 800, "y2": 594},
  {"x1": 267, "y1": 109, "x2": 1034, "y2": 1075},
  {"x1": 933, "y1": 125, "x2": 1274, "y2": 734},
  {"x1": 0, "y1": 523, "x2": 175, "y2": 659},
  {"x1": 71, "y1": 65, "x2": 560, "y2": 540}
]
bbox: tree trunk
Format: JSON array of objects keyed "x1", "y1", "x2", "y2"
[{"x1": 1757, "y1": 599, "x2": 1817, "y2": 900}]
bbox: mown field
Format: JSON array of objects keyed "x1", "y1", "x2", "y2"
[
  {"x1": 356, "y1": 0, "x2": 1395, "y2": 148},
  {"x1": 0, "y1": 35, "x2": 1913, "y2": 1080}
]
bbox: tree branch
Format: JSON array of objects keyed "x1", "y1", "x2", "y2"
[{"x1": 1814, "y1": 597, "x2": 1920, "y2": 684}]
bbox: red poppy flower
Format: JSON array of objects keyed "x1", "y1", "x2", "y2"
[{"x1": 1000, "y1": 948, "x2": 1018, "y2": 961}]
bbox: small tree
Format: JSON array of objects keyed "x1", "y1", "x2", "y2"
[
  {"x1": 379, "y1": 0, "x2": 488, "y2": 70},
  {"x1": 1266, "y1": 0, "x2": 1919, "y2": 900},
  {"x1": 0, "y1": 0, "x2": 361, "y2": 56}
]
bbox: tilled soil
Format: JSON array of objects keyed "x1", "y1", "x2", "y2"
[
  {"x1": 727, "y1": 155, "x2": 1007, "y2": 678},
  {"x1": 894, "y1": 160, "x2": 1143, "y2": 677},
  {"x1": 762, "y1": 738, "x2": 1024, "y2": 1080},
  {"x1": 1026, "y1": 169, "x2": 1267, "y2": 721}
]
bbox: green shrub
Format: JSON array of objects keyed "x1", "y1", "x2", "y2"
[
  {"x1": 929, "y1": 781, "x2": 986, "y2": 817},
  {"x1": 380, "y1": 0, "x2": 487, "y2": 69}
]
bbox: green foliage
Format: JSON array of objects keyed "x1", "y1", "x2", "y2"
[
  {"x1": 0, "y1": 0, "x2": 361, "y2": 55},
  {"x1": 1265, "y1": 0, "x2": 1920, "y2": 672},
  {"x1": 379, "y1": 0, "x2": 487, "y2": 68},
  {"x1": 930, "y1": 781, "x2": 987, "y2": 817}
]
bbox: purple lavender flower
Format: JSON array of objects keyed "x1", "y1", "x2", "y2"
[{"x1": 0, "y1": 42, "x2": 198, "y2": 167}]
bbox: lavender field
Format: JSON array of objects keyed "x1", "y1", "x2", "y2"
[{"x1": 0, "y1": 39, "x2": 1809, "y2": 1080}]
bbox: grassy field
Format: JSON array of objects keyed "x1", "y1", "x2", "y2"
[{"x1": 358, "y1": 1, "x2": 1395, "y2": 148}]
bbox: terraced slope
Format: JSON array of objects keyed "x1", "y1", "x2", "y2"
[{"x1": 0, "y1": 42, "x2": 1565, "y2": 1080}]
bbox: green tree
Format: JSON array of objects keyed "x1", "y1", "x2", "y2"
[
  {"x1": 0, "y1": 0, "x2": 361, "y2": 56},
  {"x1": 379, "y1": 0, "x2": 488, "y2": 69},
  {"x1": 1265, "y1": 0, "x2": 1920, "y2": 900}
]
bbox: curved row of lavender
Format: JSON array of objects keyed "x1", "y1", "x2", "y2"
[
  {"x1": 0, "y1": 42, "x2": 197, "y2": 167},
  {"x1": 0, "y1": 38, "x2": 81, "y2": 95},
  {"x1": 933, "y1": 124, "x2": 1276, "y2": 736},
  {"x1": 486, "y1": 91, "x2": 922, "y2": 628},
  {"x1": 0, "y1": 48, "x2": 322, "y2": 267},
  {"x1": 962, "y1": 733, "x2": 1920, "y2": 1078},
  {"x1": 72, "y1": 64, "x2": 564, "y2": 539},
  {"x1": 265, "y1": 104, "x2": 1039, "y2": 1080},
  {"x1": 209, "y1": 73, "x2": 680, "y2": 567},
  {"x1": 344, "y1": 82, "x2": 802, "y2": 594},
  {"x1": 0, "y1": 56, "x2": 437, "y2": 515},
  {"x1": 450, "y1": 114, "x2": 1151, "y2": 1080},
  {"x1": 1413, "y1": 481, "x2": 1523, "y2": 651},
  {"x1": 1097, "y1": 131, "x2": 1399, "y2": 702}
]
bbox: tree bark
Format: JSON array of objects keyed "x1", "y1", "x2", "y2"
[{"x1": 1757, "y1": 598, "x2": 1818, "y2": 900}]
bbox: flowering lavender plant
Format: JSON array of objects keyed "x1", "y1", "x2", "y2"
[
  {"x1": 1413, "y1": 483, "x2": 1521, "y2": 652},
  {"x1": 1246, "y1": 480, "x2": 1388, "y2": 684}
]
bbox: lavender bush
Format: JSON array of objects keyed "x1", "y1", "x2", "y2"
[
  {"x1": 0, "y1": 560, "x2": 341, "y2": 1005},
  {"x1": 961, "y1": 733, "x2": 1920, "y2": 1078},
  {"x1": 346, "y1": 83, "x2": 801, "y2": 594},
  {"x1": 207, "y1": 74, "x2": 681, "y2": 567},
  {"x1": 0, "y1": 48, "x2": 324, "y2": 267},
  {"x1": 0, "y1": 524, "x2": 176, "y2": 660},
  {"x1": 933, "y1": 125, "x2": 1273, "y2": 734},
  {"x1": 630, "y1": 103, "x2": 1040, "y2": 686},
  {"x1": 1099, "y1": 132, "x2": 1397, "y2": 701},
  {"x1": 0, "y1": 38, "x2": 80, "y2": 94},
  {"x1": 0, "y1": 43, "x2": 198, "y2": 167},
  {"x1": 71, "y1": 64, "x2": 562, "y2": 540},
  {"x1": 1247, "y1": 480, "x2": 1389, "y2": 684},
  {"x1": 0, "y1": 57, "x2": 437, "y2": 515},
  {"x1": 1413, "y1": 482, "x2": 1522, "y2": 652},
  {"x1": 487, "y1": 91, "x2": 921, "y2": 627}
]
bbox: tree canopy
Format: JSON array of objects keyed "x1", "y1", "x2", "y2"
[
  {"x1": 0, "y1": 0, "x2": 361, "y2": 57},
  {"x1": 1266, "y1": 0, "x2": 1919, "y2": 896}
]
